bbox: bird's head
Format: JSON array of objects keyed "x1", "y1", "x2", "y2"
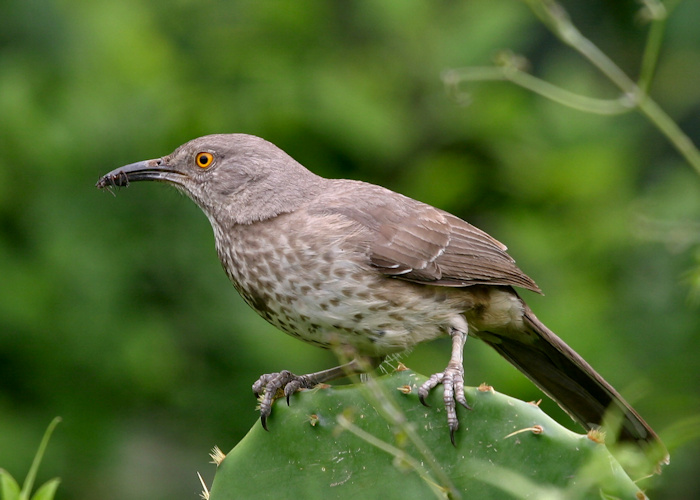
[{"x1": 97, "y1": 134, "x2": 325, "y2": 225}]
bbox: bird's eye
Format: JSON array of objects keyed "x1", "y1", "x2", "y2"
[{"x1": 195, "y1": 152, "x2": 214, "y2": 169}]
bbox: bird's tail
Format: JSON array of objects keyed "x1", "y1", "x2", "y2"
[{"x1": 477, "y1": 304, "x2": 669, "y2": 470}]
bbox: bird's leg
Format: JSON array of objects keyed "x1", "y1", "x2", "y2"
[
  {"x1": 253, "y1": 356, "x2": 383, "y2": 430},
  {"x1": 418, "y1": 324, "x2": 471, "y2": 445}
]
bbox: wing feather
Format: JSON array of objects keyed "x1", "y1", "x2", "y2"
[{"x1": 315, "y1": 181, "x2": 541, "y2": 293}]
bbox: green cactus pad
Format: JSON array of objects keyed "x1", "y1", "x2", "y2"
[{"x1": 209, "y1": 368, "x2": 646, "y2": 500}]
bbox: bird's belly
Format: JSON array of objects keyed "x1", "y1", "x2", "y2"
[
  {"x1": 230, "y1": 261, "x2": 466, "y2": 356},
  {"x1": 217, "y1": 220, "x2": 493, "y2": 356}
]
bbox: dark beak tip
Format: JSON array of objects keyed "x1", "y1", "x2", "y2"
[
  {"x1": 96, "y1": 158, "x2": 181, "y2": 191},
  {"x1": 96, "y1": 170, "x2": 130, "y2": 189}
]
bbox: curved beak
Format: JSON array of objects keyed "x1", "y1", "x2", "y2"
[{"x1": 96, "y1": 158, "x2": 187, "y2": 189}]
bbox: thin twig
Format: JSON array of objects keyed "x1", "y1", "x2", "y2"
[
  {"x1": 445, "y1": 0, "x2": 700, "y2": 175},
  {"x1": 637, "y1": 0, "x2": 667, "y2": 96},
  {"x1": 524, "y1": 0, "x2": 700, "y2": 174}
]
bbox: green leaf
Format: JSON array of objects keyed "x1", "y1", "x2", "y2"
[
  {"x1": 0, "y1": 469, "x2": 19, "y2": 500},
  {"x1": 0, "y1": 470, "x2": 21, "y2": 500},
  {"x1": 209, "y1": 369, "x2": 645, "y2": 500},
  {"x1": 30, "y1": 479, "x2": 60, "y2": 500},
  {"x1": 17, "y1": 418, "x2": 61, "y2": 500}
]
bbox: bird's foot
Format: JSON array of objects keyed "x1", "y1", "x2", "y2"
[
  {"x1": 418, "y1": 362, "x2": 471, "y2": 445},
  {"x1": 252, "y1": 370, "x2": 316, "y2": 430}
]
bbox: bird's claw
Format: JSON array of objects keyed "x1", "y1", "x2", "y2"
[
  {"x1": 252, "y1": 370, "x2": 313, "y2": 430},
  {"x1": 418, "y1": 363, "x2": 471, "y2": 445}
]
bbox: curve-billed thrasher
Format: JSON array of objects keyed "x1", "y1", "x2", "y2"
[{"x1": 97, "y1": 134, "x2": 667, "y2": 466}]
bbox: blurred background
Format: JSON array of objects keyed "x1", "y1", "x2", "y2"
[{"x1": 1, "y1": 0, "x2": 699, "y2": 498}]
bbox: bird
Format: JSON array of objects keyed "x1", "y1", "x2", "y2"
[{"x1": 97, "y1": 133, "x2": 668, "y2": 467}]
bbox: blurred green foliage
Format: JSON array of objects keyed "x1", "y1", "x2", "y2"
[{"x1": 0, "y1": 1, "x2": 698, "y2": 499}]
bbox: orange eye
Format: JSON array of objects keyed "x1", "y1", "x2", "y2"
[{"x1": 196, "y1": 152, "x2": 214, "y2": 168}]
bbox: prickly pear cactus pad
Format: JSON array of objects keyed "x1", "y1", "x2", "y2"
[{"x1": 208, "y1": 368, "x2": 647, "y2": 500}]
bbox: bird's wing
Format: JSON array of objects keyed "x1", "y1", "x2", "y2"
[{"x1": 319, "y1": 183, "x2": 541, "y2": 293}]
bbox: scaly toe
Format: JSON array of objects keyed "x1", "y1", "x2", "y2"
[
  {"x1": 418, "y1": 372, "x2": 445, "y2": 407},
  {"x1": 422, "y1": 364, "x2": 469, "y2": 444},
  {"x1": 252, "y1": 370, "x2": 316, "y2": 429}
]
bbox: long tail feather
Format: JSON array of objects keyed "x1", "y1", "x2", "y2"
[{"x1": 478, "y1": 304, "x2": 669, "y2": 469}]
